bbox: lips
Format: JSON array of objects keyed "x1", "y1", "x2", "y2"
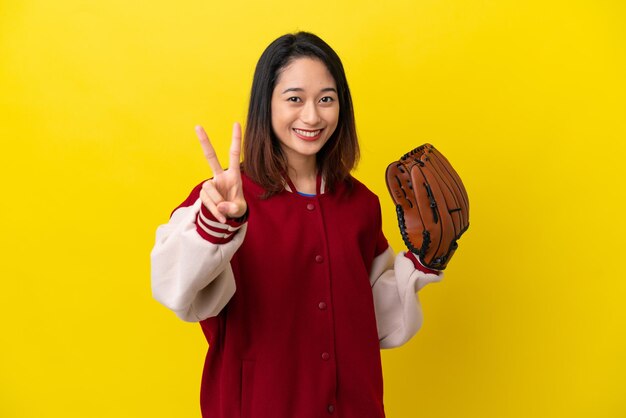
[{"x1": 293, "y1": 128, "x2": 323, "y2": 141}]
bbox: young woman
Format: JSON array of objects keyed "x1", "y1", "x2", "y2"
[{"x1": 151, "y1": 32, "x2": 443, "y2": 418}]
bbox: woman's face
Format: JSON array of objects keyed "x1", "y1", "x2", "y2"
[{"x1": 270, "y1": 57, "x2": 339, "y2": 166}]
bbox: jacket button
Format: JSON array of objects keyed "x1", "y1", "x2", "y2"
[
  {"x1": 315, "y1": 255, "x2": 324, "y2": 263},
  {"x1": 307, "y1": 203, "x2": 315, "y2": 211},
  {"x1": 321, "y1": 352, "x2": 330, "y2": 361},
  {"x1": 327, "y1": 404, "x2": 335, "y2": 414},
  {"x1": 318, "y1": 302, "x2": 327, "y2": 310}
]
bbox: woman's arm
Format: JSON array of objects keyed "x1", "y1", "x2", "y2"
[
  {"x1": 151, "y1": 123, "x2": 247, "y2": 322},
  {"x1": 151, "y1": 198, "x2": 247, "y2": 322},
  {"x1": 369, "y1": 247, "x2": 443, "y2": 348}
]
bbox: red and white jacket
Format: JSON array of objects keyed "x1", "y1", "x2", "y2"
[{"x1": 151, "y1": 173, "x2": 442, "y2": 418}]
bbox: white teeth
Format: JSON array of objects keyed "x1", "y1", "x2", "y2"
[{"x1": 294, "y1": 129, "x2": 321, "y2": 137}]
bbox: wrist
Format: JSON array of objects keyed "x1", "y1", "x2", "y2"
[
  {"x1": 229, "y1": 206, "x2": 249, "y2": 223},
  {"x1": 196, "y1": 203, "x2": 248, "y2": 244},
  {"x1": 404, "y1": 252, "x2": 440, "y2": 275}
]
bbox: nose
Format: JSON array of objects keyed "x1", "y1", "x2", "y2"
[{"x1": 300, "y1": 101, "x2": 321, "y2": 126}]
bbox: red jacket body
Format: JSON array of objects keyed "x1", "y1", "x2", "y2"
[{"x1": 182, "y1": 174, "x2": 388, "y2": 417}]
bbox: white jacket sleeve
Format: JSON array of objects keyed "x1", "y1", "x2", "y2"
[
  {"x1": 370, "y1": 247, "x2": 444, "y2": 348},
  {"x1": 150, "y1": 199, "x2": 246, "y2": 322}
]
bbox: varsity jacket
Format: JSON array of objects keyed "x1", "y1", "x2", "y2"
[{"x1": 151, "y1": 173, "x2": 443, "y2": 418}]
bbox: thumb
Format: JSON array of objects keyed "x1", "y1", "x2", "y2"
[{"x1": 216, "y1": 201, "x2": 243, "y2": 218}]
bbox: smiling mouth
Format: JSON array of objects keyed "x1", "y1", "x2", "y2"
[{"x1": 293, "y1": 128, "x2": 323, "y2": 140}]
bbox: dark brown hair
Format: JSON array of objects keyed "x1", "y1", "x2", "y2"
[{"x1": 243, "y1": 32, "x2": 359, "y2": 197}]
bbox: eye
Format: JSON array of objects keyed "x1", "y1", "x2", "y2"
[
  {"x1": 320, "y1": 96, "x2": 335, "y2": 103},
  {"x1": 287, "y1": 97, "x2": 302, "y2": 103}
]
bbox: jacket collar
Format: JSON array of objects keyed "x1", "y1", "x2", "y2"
[{"x1": 283, "y1": 172, "x2": 325, "y2": 195}]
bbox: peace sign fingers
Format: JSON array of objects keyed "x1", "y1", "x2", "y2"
[
  {"x1": 195, "y1": 125, "x2": 224, "y2": 175},
  {"x1": 194, "y1": 123, "x2": 247, "y2": 223}
]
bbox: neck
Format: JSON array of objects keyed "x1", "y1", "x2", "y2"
[{"x1": 286, "y1": 155, "x2": 317, "y2": 194}]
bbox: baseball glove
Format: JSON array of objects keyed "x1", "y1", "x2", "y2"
[{"x1": 385, "y1": 144, "x2": 469, "y2": 270}]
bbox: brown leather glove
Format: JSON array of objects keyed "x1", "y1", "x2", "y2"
[{"x1": 385, "y1": 144, "x2": 469, "y2": 270}]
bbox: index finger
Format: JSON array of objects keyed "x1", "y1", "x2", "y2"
[
  {"x1": 229, "y1": 122, "x2": 242, "y2": 173},
  {"x1": 195, "y1": 125, "x2": 223, "y2": 175}
]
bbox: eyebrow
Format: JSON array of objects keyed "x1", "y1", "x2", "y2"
[{"x1": 281, "y1": 87, "x2": 338, "y2": 94}]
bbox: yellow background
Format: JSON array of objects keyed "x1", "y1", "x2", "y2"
[{"x1": 1, "y1": 0, "x2": 625, "y2": 417}]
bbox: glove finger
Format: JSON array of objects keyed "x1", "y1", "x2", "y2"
[
  {"x1": 429, "y1": 146, "x2": 469, "y2": 217},
  {"x1": 423, "y1": 146, "x2": 465, "y2": 237},
  {"x1": 409, "y1": 160, "x2": 455, "y2": 267},
  {"x1": 404, "y1": 158, "x2": 441, "y2": 264},
  {"x1": 386, "y1": 161, "x2": 427, "y2": 255},
  {"x1": 428, "y1": 146, "x2": 470, "y2": 232}
]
